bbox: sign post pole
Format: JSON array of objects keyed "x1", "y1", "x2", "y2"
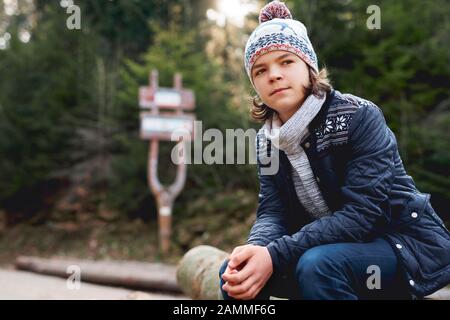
[{"x1": 139, "y1": 69, "x2": 195, "y2": 254}]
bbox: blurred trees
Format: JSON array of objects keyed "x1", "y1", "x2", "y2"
[
  {"x1": 0, "y1": 0, "x2": 448, "y2": 223},
  {"x1": 107, "y1": 18, "x2": 257, "y2": 218},
  {"x1": 0, "y1": 3, "x2": 97, "y2": 217}
]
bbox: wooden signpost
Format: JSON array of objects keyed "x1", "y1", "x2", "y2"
[{"x1": 139, "y1": 70, "x2": 195, "y2": 254}]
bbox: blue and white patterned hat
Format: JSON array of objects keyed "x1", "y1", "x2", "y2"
[{"x1": 244, "y1": 1, "x2": 318, "y2": 87}]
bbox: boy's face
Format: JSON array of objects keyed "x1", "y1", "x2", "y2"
[{"x1": 251, "y1": 50, "x2": 310, "y2": 123}]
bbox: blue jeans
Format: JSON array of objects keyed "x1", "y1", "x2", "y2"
[{"x1": 219, "y1": 238, "x2": 412, "y2": 300}]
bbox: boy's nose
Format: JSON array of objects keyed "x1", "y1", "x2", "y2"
[
  {"x1": 269, "y1": 69, "x2": 283, "y2": 81},
  {"x1": 270, "y1": 72, "x2": 282, "y2": 80}
]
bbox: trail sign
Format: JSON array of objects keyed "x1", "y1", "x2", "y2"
[
  {"x1": 140, "y1": 113, "x2": 195, "y2": 141},
  {"x1": 139, "y1": 69, "x2": 196, "y2": 255},
  {"x1": 139, "y1": 87, "x2": 195, "y2": 110}
]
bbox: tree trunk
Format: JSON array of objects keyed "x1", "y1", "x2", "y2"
[
  {"x1": 176, "y1": 245, "x2": 229, "y2": 300},
  {"x1": 15, "y1": 256, "x2": 181, "y2": 293}
]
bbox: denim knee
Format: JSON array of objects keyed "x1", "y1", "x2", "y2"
[{"x1": 295, "y1": 246, "x2": 337, "y2": 290}]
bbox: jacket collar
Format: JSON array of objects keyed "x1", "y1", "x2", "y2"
[{"x1": 308, "y1": 89, "x2": 336, "y2": 133}]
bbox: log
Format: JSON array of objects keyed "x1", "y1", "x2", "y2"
[
  {"x1": 176, "y1": 245, "x2": 229, "y2": 300},
  {"x1": 15, "y1": 256, "x2": 181, "y2": 293},
  {"x1": 175, "y1": 247, "x2": 450, "y2": 301}
]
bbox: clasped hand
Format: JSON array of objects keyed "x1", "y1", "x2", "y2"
[{"x1": 221, "y1": 244, "x2": 273, "y2": 300}]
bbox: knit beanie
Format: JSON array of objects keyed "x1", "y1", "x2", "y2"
[{"x1": 244, "y1": 1, "x2": 318, "y2": 87}]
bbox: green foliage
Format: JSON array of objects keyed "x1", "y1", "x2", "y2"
[
  {"x1": 106, "y1": 21, "x2": 257, "y2": 216},
  {"x1": 0, "y1": 5, "x2": 98, "y2": 205}
]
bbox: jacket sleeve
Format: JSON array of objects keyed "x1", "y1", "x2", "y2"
[
  {"x1": 247, "y1": 134, "x2": 289, "y2": 246},
  {"x1": 266, "y1": 104, "x2": 396, "y2": 272}
]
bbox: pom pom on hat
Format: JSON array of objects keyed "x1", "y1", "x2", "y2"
[{"x1": 259, "y1": 1, "x2": 293, "y2": 24}]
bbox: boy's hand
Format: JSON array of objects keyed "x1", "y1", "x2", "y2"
[
  {"x1": 221, "y1": 245, "x2": 273, "y2": 300},
  {"x1": 223, "y1": 244, "x2": 252, "y2": 283}
]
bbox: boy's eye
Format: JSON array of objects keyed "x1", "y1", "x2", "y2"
[
  {"x1": 255, "y1": 69, "x2": 265, "y2": 76},
  {"x1": 254, "y1": 60, "x2": 292, "y2": 77}
]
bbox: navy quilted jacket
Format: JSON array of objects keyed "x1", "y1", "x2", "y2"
[{"x1": 249, "y1": 89, "x2": 450, "y2": 297}]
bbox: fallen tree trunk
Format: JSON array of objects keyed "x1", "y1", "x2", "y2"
[
  {"x1": 176, "y1": 245, "x2": 229, "y2": 300},
  {"x1": 15, "y1": 256, "x2": 181, "y2": 293}
]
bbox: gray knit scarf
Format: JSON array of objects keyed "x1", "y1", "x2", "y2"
[{"x1": 263, "y1": 93, "x2": 332, "y2": 219}]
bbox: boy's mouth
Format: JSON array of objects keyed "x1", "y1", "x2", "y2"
[{"x1": 270, "y1": 87, "x2": 289, "y2": 96}]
